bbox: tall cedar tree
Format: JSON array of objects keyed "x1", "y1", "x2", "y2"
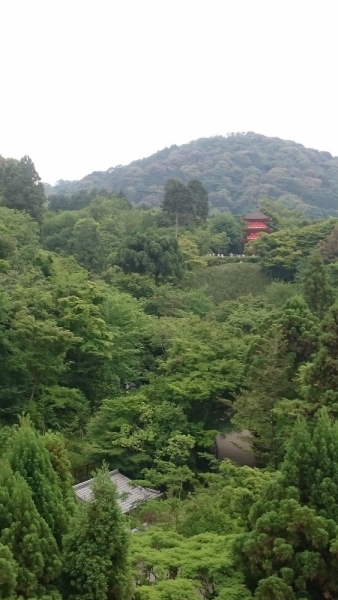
[
  {"x1": 0, "y1": 460, "x2": 62, "y2": 599},
  {"x1": 187, "y1": 179, "x2": 209, "y2": 221},
  {"x1": 0, "y1": 155, "x2": 46, "y2": 222},
  {"x1": 300, "y1": 300, "x2": 338, "y2": 416},
  {"x1": 7, "y1": 418, "x2": 69, "y2": 549},
  {"x1": 63, "y1": 468, "x2": 132, "y2": 600},
  {"x1": 278, "y1": 294, "x2": 320, "y2": 372},
  {"x1": 0, "y1": 543, "x2": 17, "y2": 599},
  {"x1": 163, "y1": 179, "x2": 194, "y2": 237},
  {"x1": 233, "y1": 324, "x2": 290, "y2": 468},
  {"x1": 43, "y1": 431, "x2": 77, "y2": 514},
  {"x1": 235, "y1": 411, "x2": 338, "y2": 599},
  {"x1": 301, "y1": 250, "x2": 335, "y2": 319}
]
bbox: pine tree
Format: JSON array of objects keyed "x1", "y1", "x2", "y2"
[
  {"x1": 235, "y1": 412, "x2": 338, "y2": 599},
  {"x1": 233, "y1": 324, "x2": 290, "y2": 467},
  {"x1": 187, "y1": 179, "x2": 209, "y2": 221},
  {"x1": 0, "y1": 460, "x2": 62, "y2": 599},
  {"x1": 300, "y1": 301, "x2": 338, "y2": 415},
  {"x1": 162, "y1": 179, "x2": 194, "y2": 237},
  {"x1": 43, "y1": 431, "x2": 77, "y2": 514},
  {"x1": 0, "y1": 543, "x2": 17, "y2": 599},
  {"x1": 6, "y1": 418, "x2": 69, "y2": 548},
  {"x1": 301, "y1": 250, "x2": 335, "y2": 319},
  {"x1": 63, "y1": 467, "x2": 132, "y2": 600},
  {"x1": 278, "y1": 294, "x2": 319, "y2": 371}
]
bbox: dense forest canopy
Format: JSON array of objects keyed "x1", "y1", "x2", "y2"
[
  {"x1": 3, "y1": 149, "x2": 338, "y2": 598},
  {"x1": 44, "y1": 132, "x2": 338, "y2": 218}
]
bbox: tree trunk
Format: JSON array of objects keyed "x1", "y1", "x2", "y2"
[
  {"x1": 154, "y1": 271, "x2": 160, "y2": 287},
  {"x1": 29, "y1": 372, "x2": 39, "y2": 403}
]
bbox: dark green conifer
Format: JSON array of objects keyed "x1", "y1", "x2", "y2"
[
  {"x1": 0, "y1": 543, "x2": 17, "y2": 599},
  {"x1": 300, "y1": 301, "x2": 338, "y2": 415},
  {"x1": 162, "y1": 179, "x2": 194, "y2": 237},
  {"x1": 235, "y1": 412, "x2": 338, "y2": 599},
  {"x1": 63, "y1": 467, "x2": 132, "y2": 600},
  {"x1": 7, "y1": 417, "x2": 69, "y2": 548},
  {"x1": 43, "y1": 431, "x2": 77, "y2": 514},
  {"x1": 187, "y1": 179, "x2": 209, "y2": 221},
  {"x1": 278, "y1": 294, "x2": 319, "y2": 371},
  {"x1": 0, "y1": 460, "x2": 61, "y2": 599},
  {"x1": 301, "y1": 250, "x2": 335, "y2": 319}
]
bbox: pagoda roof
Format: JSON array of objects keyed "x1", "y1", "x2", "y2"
[{"x1": 243, "y1": 211, "x2": 271, "y2": 221}]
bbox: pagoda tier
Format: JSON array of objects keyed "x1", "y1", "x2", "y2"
[{"x1": 243, "y1": 210, "x2": 272, "y2": 243}]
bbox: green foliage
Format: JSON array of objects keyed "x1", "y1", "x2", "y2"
[
  {"x1": 262, "y1": 280, "x2": 299, "y2": 308},
  {"x1": 301, "y1": 250, "x2": 335, "y2": 318},
  {"x1": 209, "y1": 212, "x2": 243, "y2": 253},
  {"x1": 87, "y1": 392, "x2": 188, "y2": 476},
  {"x1": 236, "y1": 412, "x2": 338, "y2": 598},
  {"x1": 0, "y1": 542, "x2": 17, "y2": 599},
  {"x1": 115, "y1": 230, "x2": 183, "y2": 285},
  {"x1": 43, "y1": 431, "x2": 76, "y2": 511},
  {"x1": 186, "y1": 263, "x2": 270, "y2": 304},
  {"x1": 258, "y1": 198, "x2": 307, "y2": 231},
  {"x1": 72, "y1": 217, "x2": 104, "y2": 273},
  {"x1": 0, "y1": 155, "x2": 46, "y2": 222},
  {"x1": 143, "y1": 285, "x2": 213, "y2": 318},
  {"x1": 318, "y1": 222, "x2": 338, "y2": 262},
  {"x1": 63, "y1": 467, "x2": 132, "y2": 600},
  {"x1": 278, "y1": 294, "x2": 320, "y2": 370},
  {"x1": 187, "y1": 179, "x2": 209, "y2": 221},
  {"x1": 233, "y1": 324, "x2": 291, "y2": 467},
  {"x1": 163, "y1": 179, "x2": 195, "y2": 236},
  {"x1": 4, "y1": 144, "x2": 338, "y2": 599},
  {"x1": 131, "y1": 527, "x2": 250, "y2": 600},
  {"x1": 6, "y1": 418, "x2": 70, "y2": 548},
  {"x1": 251, "y1": 218, "x2": 337, "y2": 280},
  {"x1": 0, "y1": 459, "x2": 62, "y2": 599},
  {"x1": 178, "y1": 233, "x2": 208, "y2": 271},
  {"x1": 299, "y1": 301, "x2": 338, "y2": 415}
]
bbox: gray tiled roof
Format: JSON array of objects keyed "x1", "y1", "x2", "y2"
[{"x1": 73, "y1": 469, "x2": 160, "y2": 513}]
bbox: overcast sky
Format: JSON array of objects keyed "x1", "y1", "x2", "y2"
[{"x1": 0, "y1": 0, "x2": 337, "y2": 184}]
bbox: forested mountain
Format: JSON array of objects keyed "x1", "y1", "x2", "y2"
[
  {"x1": 4, "y1": 151, "x2": 338, "y2": 598},
  {"x1": 44, "y1": 132, "x2": 338, "y2": 217}
]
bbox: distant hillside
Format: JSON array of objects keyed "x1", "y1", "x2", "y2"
[{"x1": 44, "y1": 133, "x2": 338, "y2": 217}]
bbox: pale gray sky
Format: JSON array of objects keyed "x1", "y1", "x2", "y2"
[{"x1": 0, "y1": 0, "x2": 337, "y2": 184}]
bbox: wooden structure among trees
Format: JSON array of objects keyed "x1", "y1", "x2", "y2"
[
  {"x1": 73, "y1": 469, "x2": 160, "y2": 513},
  {"x1": 243, "y1": 210, "x2": 271, "y2": 242}
]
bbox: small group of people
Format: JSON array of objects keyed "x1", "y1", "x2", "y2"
[{"x1": 206, "y1": 253, "x2": 246, "y2": 258}]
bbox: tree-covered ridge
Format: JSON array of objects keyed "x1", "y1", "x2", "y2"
[{"x1": 44, "y1": 133, "x2": 338, "y2": 217}]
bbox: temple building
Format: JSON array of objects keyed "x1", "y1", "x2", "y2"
[
  {"x1": 243, "y1": 210, "x2": 272, "y2": 243},
  {"x1": 73, "y1": 469, "x2": 160, "y2": 514}
]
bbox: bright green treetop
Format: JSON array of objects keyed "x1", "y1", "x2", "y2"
[
  {"x1": 0, "y1": 460, "x2": 62, "y2": 599},
  {"x1": 63, "y1": 467, "x2": 132, "y2": 600},
  {"x1": 6, "y1": 418, "x2": 69, "y2": 549}
]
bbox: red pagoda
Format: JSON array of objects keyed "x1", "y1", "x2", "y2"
[{"x1": 243, "y1": 210, "x2": 272, "y2": 243}]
